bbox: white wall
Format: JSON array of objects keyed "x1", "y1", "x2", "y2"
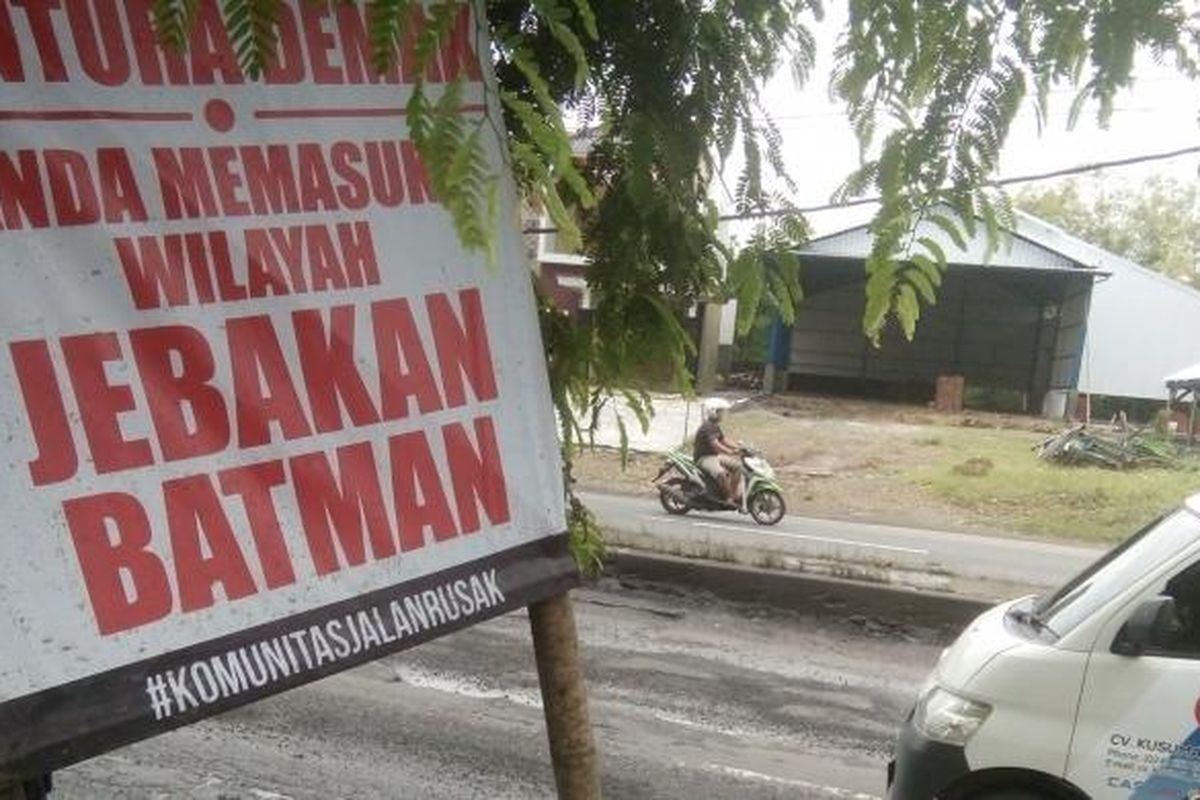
[
  {"x1": 1080, "y1": 259, "x2": 1200, "y2": 400},
  {"x1": 1013, "y1": 213, "x2": 1200, "y2": 401}
]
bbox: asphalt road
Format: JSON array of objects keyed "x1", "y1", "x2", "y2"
[
  {"x1": 581, "y1": 489, "x2": 1103, "y2": 598},
  {"x1": 54, "y1": 575, "x2": 948, "y2": 799}
]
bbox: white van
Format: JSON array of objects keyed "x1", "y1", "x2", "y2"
[{"x1": 888, "y1": 497, "x2": 1200, "y2": 799}]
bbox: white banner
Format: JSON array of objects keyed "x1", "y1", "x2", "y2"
[{"x1": 0, "y1": 0, "x2": 572, "y2": 773}]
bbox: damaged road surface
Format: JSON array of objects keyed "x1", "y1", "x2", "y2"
[{"x1": 55, "y1": 576, "x2": 949, "y2": 799}]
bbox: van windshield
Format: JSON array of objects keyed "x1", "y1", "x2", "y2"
[{"x1": 1031, "y1": 508, "x2": 1200, "y2": 637}]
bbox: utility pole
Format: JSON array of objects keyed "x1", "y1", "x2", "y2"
[
  {"x1": 529, "y1": 592, "x2": 601, "y2": 799},
  {"x1": 695, "y1": 302, "x2": 724, "y2": 395}
]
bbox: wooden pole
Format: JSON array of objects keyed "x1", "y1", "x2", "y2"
[
  {"x1": 528, "y1": 592, "x2": 600, "y2": 800},
  {"x1": 0, "y1": 776, "x2": 41, "y2": 800},
  {"x1": 1190, "y1": 390, "x2": 1197, "y2": 445}
]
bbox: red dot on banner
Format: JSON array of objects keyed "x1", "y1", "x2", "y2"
[
  {"x1": 204, "y1": 98, "x2": 235, "y2": 133},
  {"x1": 1194, "y1": 695, "x2": 1200, "y2": 725}
]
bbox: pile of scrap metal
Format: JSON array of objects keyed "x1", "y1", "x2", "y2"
[{"x1": 1035, "y1": 425, "x2": 1178, "y2": 469}]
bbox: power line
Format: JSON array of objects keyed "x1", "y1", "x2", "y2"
[
  {"x1": 521, "y1": 143, "x2": 1200, "y2": 232},
  {"x1": 755, "y1": 76, "x2": 1199, "y2": 123},
  {"x1": 722, "y1": 143, "x2": 1200, "y2": 221},
  {"x1": 764, "y1": 106, "x2": 1185, "y2": 129},
  {"x1": 760, "y1": 103, "x2": 1191, "y2": 123},
  {"x1": 721, "y1": 144, "x2": 1200, "y2": 221},
  {"x1": 993, "y1": 144, "x2": 1200, "y2": 188}
]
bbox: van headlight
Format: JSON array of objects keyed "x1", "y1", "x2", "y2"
[{"x1": 913, "y1": 687, "x2": 991, "y2": 746}]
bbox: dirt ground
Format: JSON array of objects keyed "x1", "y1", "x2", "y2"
[{"x1": 571, "y1": 394, "x2": 1200, "y2": 544}]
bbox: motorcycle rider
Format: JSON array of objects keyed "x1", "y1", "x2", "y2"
[{"x1": 694, "y1": 400, "x2": 743, "y2": 506}]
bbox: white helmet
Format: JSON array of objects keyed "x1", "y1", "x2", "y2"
[{"x1": 703, "y1": 397, "x2": 731, "y2": 422}]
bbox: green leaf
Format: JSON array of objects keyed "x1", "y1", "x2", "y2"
[
  {"x1": 366, "y1": 0, "x2": 414, "y2": 73},
  {"x1": 153, "y1": 0, "x2": 200, "y2": 50},
  {"x1": 566, "y1": 498, "x2": 606, "y2": 578},
  {"x1": 906, "y1": 268, "x2": 938, "y2": 305},
  {"x1": 916, "y1": 235, "x2": 947, "y2": 266},
  {"x1": 566, "y1": 0, "x2": 598, "y2": 40},
  {"x1": 910, "y1": 253, "x2": 944, "y2": 287},
  {"x1": 620, "y1": 388, "x2": 654, "y2": 435},
  {"x1": 405, "y1": 76, "x2": 498, "y2": 259},
  {"x1": 732, "y1": 251, "x2": 765, "y2": 336},
  {"x1": 530, "y1": 0, "x2": 591, "y2": 87},
  {"x1": 896, "y1": 283, "x2": 919, "y2": 340},
  {"x1": 862, "y1": 256, "x2": 895, "y2": 342},
  {"x1": 929, "y1": 213, "x2": 968, "y2": 250},
  {"x1": 220, "y1": 0, "x2": 284, "y2": 78},
  {"x1": 614, "y1": 411, "x2": 631, "y2": 468},
  {"x1": 1067, "y1": 82, "x2": 1093, "y2": 130}
]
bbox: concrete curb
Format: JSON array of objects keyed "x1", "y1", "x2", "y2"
[
  {"x1": 601, "y1": 525, "x2": 957, "y2": 592},
  {"x1": 597, "y1": 521, "x2": 1046, "y2": 607},
  {"x1": 606, "y1": 547, "x2": 994, "y2": 632}
]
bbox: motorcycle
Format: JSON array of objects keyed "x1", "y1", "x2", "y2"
[{"x1": 653, "y1": 447, "x2": 787, "y2": 525}]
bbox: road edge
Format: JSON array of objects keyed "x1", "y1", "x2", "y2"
[{"x1": 605, "y1": 548, "x2": 995, "y2": 631}]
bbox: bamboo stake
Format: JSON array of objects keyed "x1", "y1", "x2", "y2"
[{"x1": 528, "y1": 592, "x2": 600, "y2": 800}]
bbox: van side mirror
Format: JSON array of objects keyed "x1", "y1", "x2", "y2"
[{"x1": 1112, "y1": 596, "x2": 1179, "y2": 656}]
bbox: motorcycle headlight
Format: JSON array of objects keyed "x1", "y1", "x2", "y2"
[{"x1": 913, "y1": 687, "x2": 991, "y2": 746}]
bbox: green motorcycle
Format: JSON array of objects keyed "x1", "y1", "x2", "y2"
[{"x1": 653, "y1": 447, "x2": 787, "y2": 526}]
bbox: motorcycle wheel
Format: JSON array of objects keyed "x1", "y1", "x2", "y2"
[
  {"x1": 748, "y1": 488, "x2": 785, "y2": 525},
  {"x1": 658, "y1": 478, "x2": 691, "y2": 515}
]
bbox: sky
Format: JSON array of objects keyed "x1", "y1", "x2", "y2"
[{"x1": 719, "y1": 8, "x2": 1200, "y2": 240}]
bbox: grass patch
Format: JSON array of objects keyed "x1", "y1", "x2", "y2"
[{"x1": 907, "y1": 427, "x2": 1200, "y2": 544}]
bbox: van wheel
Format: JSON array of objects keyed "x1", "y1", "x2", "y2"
[{"x1": 967, "y1": 789, "x2": 1057, "y2": 800}]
